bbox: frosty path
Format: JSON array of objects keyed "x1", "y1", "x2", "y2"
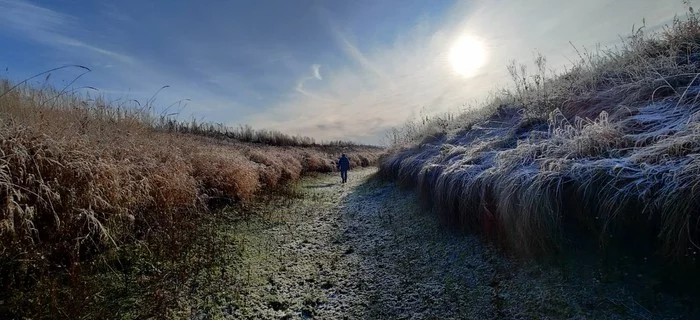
[{"x1": 219, "y1": 168, "x2": 695, "y2": 319}]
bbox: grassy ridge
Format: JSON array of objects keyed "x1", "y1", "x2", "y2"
[
  {"x1": 381, "y1": 9, "x2": 700, "y2": 265},
  {"x1": 0, "y1": 79, "x2": 383, "y2": 317}
]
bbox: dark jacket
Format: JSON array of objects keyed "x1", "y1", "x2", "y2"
[{"x1": 338, "y1": 156, "x2": 350, "y2": 171}]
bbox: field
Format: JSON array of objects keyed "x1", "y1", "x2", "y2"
[
  {"x1": 381, "y1": 10, "x2": 700, "y2": 272},
  {"x1": 0, "y1": 79, "x2": 383, "y2": 317},
  {"x1": 4, "y1": 6, "x2": 700, "y2": 320}
]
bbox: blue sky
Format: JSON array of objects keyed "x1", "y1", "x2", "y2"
[{"x1": 0, "y1": 0, "x2": 691, "y2": 144}]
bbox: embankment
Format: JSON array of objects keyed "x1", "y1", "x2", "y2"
[{"x1": 380, "y1": 11, "x2": 700, "y2": 276}]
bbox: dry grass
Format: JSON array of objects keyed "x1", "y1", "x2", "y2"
[
  {"x1": 381, "y1": 9, "x2": 700, "y2": 265},
  {"x1": 0, "y1": 77, "x2": 383, "y2": 317},
  {"x1": 161, "y1": 119, "x2": 377, "y2": 148}
]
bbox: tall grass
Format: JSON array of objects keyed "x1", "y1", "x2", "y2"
[
  {"x1": 0, "y1": 77, "x2": 383, "y2": 317},
  {"x1": 381, "y1": 9, "x2": 700, "y2": 265},
  {"x1": 164, "y1": 122, "x2": 373, "y2": 148}
]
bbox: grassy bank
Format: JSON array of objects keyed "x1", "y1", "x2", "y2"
[
  {"x1": 380, "y1": 9, "x2": 700, "y2": 271},
  {"x1": 0, "y1": 79, "x2": 383, "y2": 318}
]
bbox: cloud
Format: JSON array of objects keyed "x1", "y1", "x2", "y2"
[
  {"x1": 242, "y1": 0, "x2": 690, "y2": 144},
  {"x1": 294, "y1": 64, "x2": 327, "y2": 100},
  {"x1": 334, "y1": 30, "x2": 391, "y2": 85},
  {"x1": 317, "y1": 8, "x2": 394, "y2": 88},
  {"x1": 0, "y1": 0, "x2": 274, "y2": 123},
  {"x1": 242, "y1": 3, "x2": 491, "y2": 143},
  {"x1": 1, "y1": 0, "x2": 690, "y2": 145},
  {"x1": 0, "y1": 0, "x2": 135, "y2": 65},
  {"x1": 312, "y1": 64, "x2": 322, "y2": 80},
  {"x1": 55, "y1": 38, "x2": 135, "y2": 65},
  {"x1": 0, "y1": 0, "x2": 67, "y2": 33}
]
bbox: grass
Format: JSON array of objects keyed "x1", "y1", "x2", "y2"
[
  {"x1": 380, "y1": 7, "x2": 700, "y2": 271},
  {"x1": 0, "y1": 75, "x2": 384, "y2": 318}
]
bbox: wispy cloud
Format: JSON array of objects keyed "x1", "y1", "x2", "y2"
[
  {"x1": 312, "y1": 64, "x2": 322, "y2": 80},
  {"x1": 334, "y1": 30, "x2": 392, "y2": 85},
  {"x1": 0, "y1": 0, "x2": 135, "y2": 65},
  {"x1": 295, "y1": 64, "x2": 327, "y2": 100},
  {"x1": 0, "y1": 0, "x2": 273, "y2": 122},
  {"x1": 0, "y1": 0, "x2": 690, "y2": 145},
  {"x1": 0, "y1": 0, "x2": 67, "y2": 33},
  {"x1": 243, "y1": 0, "x2": 690, "y2": 144},
  {"x1": 54, "y1": 38, "x2": 135, "y2": 65},
  {"x1": 317, "y1": 7, "x2": 394, "y2": 88}
]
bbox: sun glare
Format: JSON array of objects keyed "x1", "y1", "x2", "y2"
[{"x1": 449, "y1": 35, "x2": 487, "y2": 78}]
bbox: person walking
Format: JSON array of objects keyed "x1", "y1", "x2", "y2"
[{"x1": 337, "y1": 153, "x2": 350, "y2": 183}]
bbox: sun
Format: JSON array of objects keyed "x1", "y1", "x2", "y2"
[{"x1": 449, "y1": 35, "x2": 487, "y2": 78}]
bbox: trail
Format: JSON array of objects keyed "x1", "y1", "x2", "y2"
[{"x1": 221, "y1": 168, "x2": 696, "y2": 320}]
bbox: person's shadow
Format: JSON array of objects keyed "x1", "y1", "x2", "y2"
[{"x1": 304, "y1": 183, "x2": 336, "y2": 189}]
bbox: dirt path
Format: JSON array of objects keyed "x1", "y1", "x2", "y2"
[{"x1": 219, "y1": 168, "x2": 697, "y2": 320}]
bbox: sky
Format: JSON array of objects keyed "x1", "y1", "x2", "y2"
[{"x1": 0, "y1": 0, "x2": 692, "y2": 144}]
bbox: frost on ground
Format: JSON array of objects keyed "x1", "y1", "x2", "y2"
[{"x1": 202, "y1": 168, "x2": 698, "y2": 319}]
